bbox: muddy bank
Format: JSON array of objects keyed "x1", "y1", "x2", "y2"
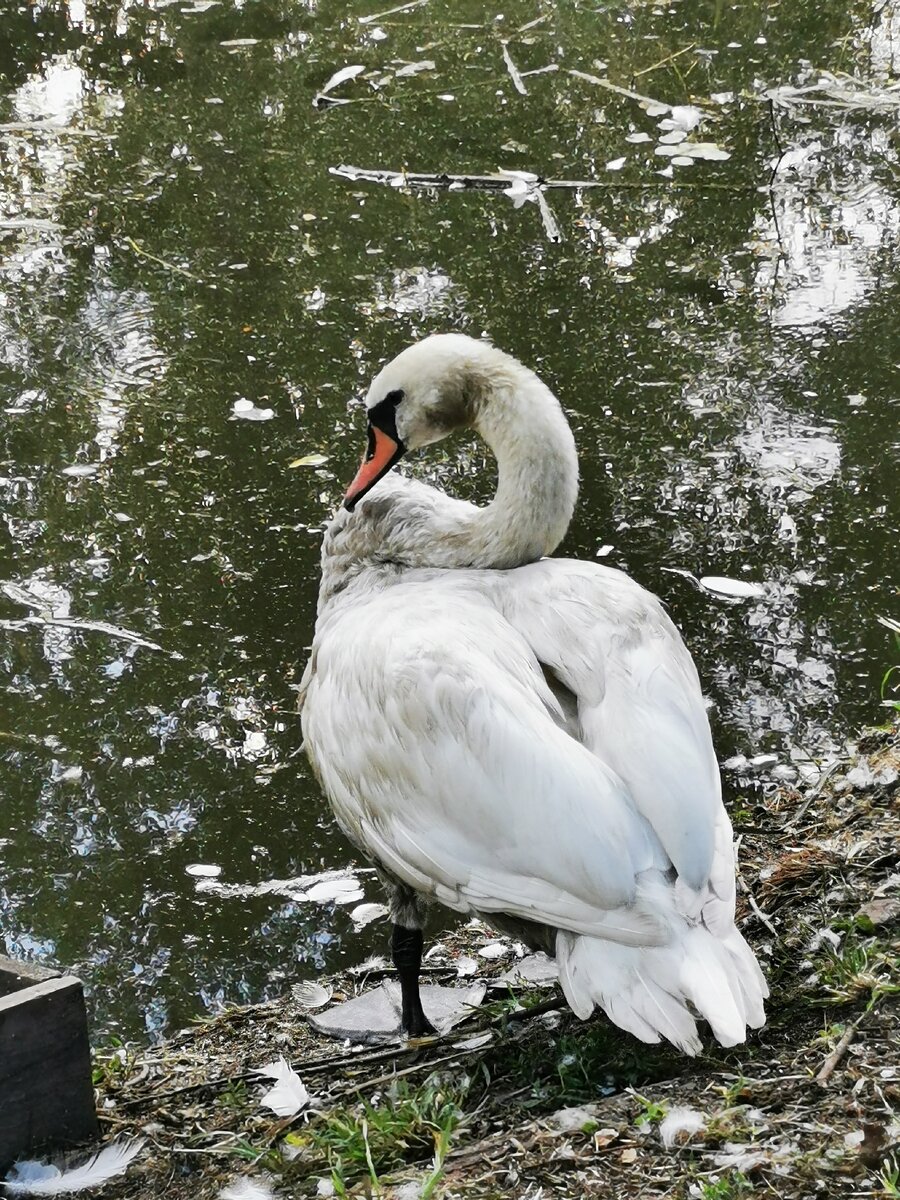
[{"x1": 76, "y1": 720, "x2": 900, "y2": 1199}]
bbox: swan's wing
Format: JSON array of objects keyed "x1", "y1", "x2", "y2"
[
  {"x1": 498, "y1": 559, "x2": 729, "y2": 906},
  {"x1": 302, "y1": 580, "x2": 670, "y2": 944}
]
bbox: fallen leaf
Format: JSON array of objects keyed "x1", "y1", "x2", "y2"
[{"x1": 288, "y1": 453, "x2": 330, "y2": 468}]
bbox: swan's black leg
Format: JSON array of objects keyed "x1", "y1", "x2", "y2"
[{"x1": 391, "y1": 923, "x2": 436, "y2": 1037}]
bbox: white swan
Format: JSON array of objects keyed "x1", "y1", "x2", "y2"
[{"x1": 301, "y1": 333, "x2": 768, "y2": 1052}]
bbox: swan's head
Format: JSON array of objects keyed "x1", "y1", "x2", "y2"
[{"x1": 344, "y1": 334, "x2": 492, "y2": 511}]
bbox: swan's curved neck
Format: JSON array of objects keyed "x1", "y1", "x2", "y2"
[{"x1": 456, "y1": 362, "x2": 579, "y2": 569}]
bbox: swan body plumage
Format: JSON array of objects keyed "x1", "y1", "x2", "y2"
[{"x1": 301, "y1": 334, "x2": 767, "y2": 1053}]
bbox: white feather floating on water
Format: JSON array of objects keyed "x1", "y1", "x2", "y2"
[
  {"x1": 218, "y1": 1177, "x2": 277, "y2": 1200},
  {"x1": 349, "y1": 901, "x2": 388, "y2": 928},
  {"x1": 659, "y1": 1106, "x2": 707, "y2": 1148},
  {"x1": 2, "y1": 1140, "x2": 143, "y2": 1195},
  {"x1": 255, "y1": 1057, "x2": 313, "y2": 1117}
]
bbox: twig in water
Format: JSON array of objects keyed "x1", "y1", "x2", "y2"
[
  {"x1": 501, "y1": 42, "x2": 528, "y2": 95},
  {"x1": 1, "y1": 613, "x2": 165, "y2": 652},
  {"x1": 632, "y1": 43, "x2": 696, "y2": 79},
  {"x1": 125, "y1": 237, "x2": 203, "y2": 283},
  {"x1": 567, "y1": 70, "x2": 671, "y2": 113},
  {"x1": 358, "y1": 0, "x2": 427, "y2": 23},
  {"x1": 331, "y1": 164, "x2": 751, "y2": 193}
]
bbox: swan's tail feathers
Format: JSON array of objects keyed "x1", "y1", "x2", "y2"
[{"x1": 555, "y1": 923, "x2": 768, "y2": 1056}]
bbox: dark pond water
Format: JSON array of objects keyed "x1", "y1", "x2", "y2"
[{"x1": 1, "y1": 0, "x2": 898, "y2": 1042}]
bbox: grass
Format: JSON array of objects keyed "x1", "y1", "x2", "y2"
[
  {"x1": 700, "y1": 1172, "x2": 754, "y2": 1198},
  {"x1": 879, "y1": 1157, "x2": 900, "y2": 1198},
  {"x1": 813, "y1": 929, "x2": 900, "y2": 1006},
  {"x1": 286, "y1": 1075, "x2": 467, "y2": 1190}
]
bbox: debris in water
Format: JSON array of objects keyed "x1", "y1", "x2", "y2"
[
  {"x1": 661, "y1": 569, "x2": 764, "y2": 600},
  {"x1": 358, "y1": 0, "x2": 428, "y2": 24},
  {"x1": 61, "y1": 464, "x2": 98, "y2": 478},
  {"x1": 349, "y1": 901, "x2": 388, "y2": 927},
  {"x1": 658, "y1": 105, "x2": 704, "y2": 132},
  {"x1": 655, "y1": 142, "x2": 730, "y2": 161},
  {"x1": 699, "y1": 575, "x2": 765, "y2": 599},
  {"x1": 288, "y1": 453, "x2": 330, "y2": 468},
  {"x1": 232, "y1": 399, "x2": 274, "y2": 421},
  {"x1": 394, "y1": 60, "x2": 435, "y2": 78},
  {"x1": 314, "y1": 65, "x2": 366, "y2": 108},
  {"x1": 501, "y1": 42, "x2": 527, "y2": 95}
]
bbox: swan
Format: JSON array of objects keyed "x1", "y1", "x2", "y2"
[{"x1": 300, "y1": 333, "x2": 768, "y2": 1053}]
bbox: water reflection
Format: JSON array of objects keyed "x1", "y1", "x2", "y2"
[{"x1": 0, "y1": 0, "x2": 898, "y2": 1042}]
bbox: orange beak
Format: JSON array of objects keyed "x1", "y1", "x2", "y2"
[{"x1": 343, "y1": 423, "x2": 405, "y2": 511}]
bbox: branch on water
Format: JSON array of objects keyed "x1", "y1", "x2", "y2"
[{"x1": 330, "y1": 164, "x2": 751, "y2": 193}]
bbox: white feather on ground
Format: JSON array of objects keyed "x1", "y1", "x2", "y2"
[
  {"x1": 1, "y1": 1140, "x2": 143, "y2": 1195},
  {"x1": 218, "y1": 1177, "x2": 277, "y2": 1200},
  {"x1": 659, "y1": 1106, "x2": 707, "y2": 1148},
  {"x1": 254, "y1": 1057, "x2": 312, "y2": 1117}
]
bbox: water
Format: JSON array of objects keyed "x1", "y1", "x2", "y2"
[{"x1": 1, "y1": 0, "x2": 898, "y2": 1042}]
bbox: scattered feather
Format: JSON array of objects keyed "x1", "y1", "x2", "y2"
[
  {"x1": 2, "y1": 1140, "x2": 143, "y2": 1196},
  {"x1": 661, "y1": 568, "x2": 764, "y2": 600},
  {"x1": 218, "y1": 1178, "x2": 276, "y2": 1200},
  {"x1": 349, "y1": 901, "x2": 388, "y2": 927},
  {"x1": 477, "y1": 941, "x2": 508, "y2": 959},
  {"x1": 349, "y1": 953, "x2": 389, "y2": 974},
  {"x1": 699, "y1": 576, "x2": 765, "y2": 599},
  {"x1": 318, "y1": 64, "x2": 365, "y2": 95},
  {"x1": 659, "y1": 1106, "x2": 706, "y2": 1147},
  {"x1": 255, "y1": 1058, "x2": 312, "y2": 1117},
  {"x1": 291, "y1": 980, "x2": 332, "y2": 1009}
]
